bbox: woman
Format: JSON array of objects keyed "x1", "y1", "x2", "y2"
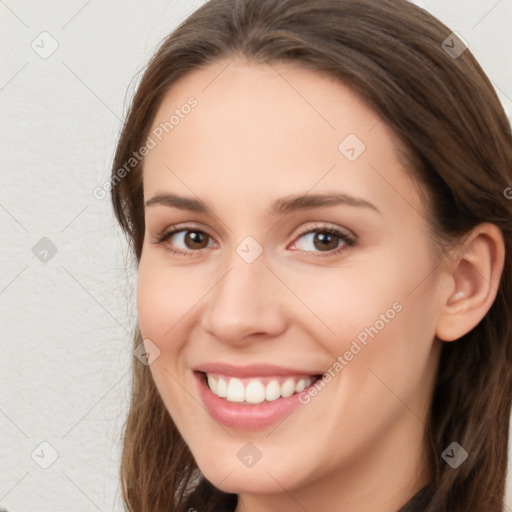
[{"x1": 110, "y1": 0, "x2": 512, "y2": 510}]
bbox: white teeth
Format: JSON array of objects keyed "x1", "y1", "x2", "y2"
[
  {"x1": 207, "y1": 375, "x2": 217, "y2": 394},
  {"x1": 265, "y1": 380, "x2": 281, "y2": 401},
  {"x1": 295, "y1": 378, "x2": 307, "y2": 392},
  {"x1": 206, "y1": 374, "x2": 316, "y2": 403},
  {"x1": 216, "y1": 377, "x2": 228, "y2": 398},
  {"x1": 226, "y1": 378, "x2": 245, "y2": 402},
  {"x1": 281, "y1": 378, "x2": 296, "y2": 398},
  {"x1": 245, "y1": 380, "x2": 265, "y2": 404}
]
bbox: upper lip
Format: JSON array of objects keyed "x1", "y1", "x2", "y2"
[{"x1": 192, "y1": 362, "x2": 323, "y2": 378}]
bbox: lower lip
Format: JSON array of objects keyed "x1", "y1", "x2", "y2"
[{"x1": 195, "y1": 371, "x2": 308, "y2": 430}]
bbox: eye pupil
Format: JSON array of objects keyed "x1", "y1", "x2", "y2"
[
  {"x1": 314, "y1": 232, "x2": 338, "y2": 251},
  {"x1": 186, "y1": 231, "x2": 208, "y2": 249}
]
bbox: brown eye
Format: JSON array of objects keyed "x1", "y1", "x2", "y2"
[
  {"x1": 293, "y1": 228, "x2": 354, "y2": 255},
  {"x1": 182, "y1": 230, "x2": 209, "y2": 249},
  {"x1": 155, "y1": 228, "x2": 215, "y2": 254},
  {"x1": 311, "y1": 232, "x2": 340, "y2": 251}
]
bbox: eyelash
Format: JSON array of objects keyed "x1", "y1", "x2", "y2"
[{"x1": 151, "y1": 222, "x2": 356, "y2": 259}]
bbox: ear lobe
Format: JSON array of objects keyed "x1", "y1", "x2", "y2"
[{"x1": 435, "y1": 223, "x2": 505, "y2": 342}]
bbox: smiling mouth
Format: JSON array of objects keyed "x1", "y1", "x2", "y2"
[{"x1": 199, "y1": 371, "x2": 323, "y2": 405}]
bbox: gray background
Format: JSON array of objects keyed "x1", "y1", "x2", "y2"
[{"x1": 1, "y1": 1, "x2": 511, "y2": 510}]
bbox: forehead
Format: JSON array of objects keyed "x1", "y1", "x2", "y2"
[
  {"x1": 147, "y1": 58, "x2": 380, "y2": 158},
  {"x1": 142, "y1": 59, "x2": 425, "y2": 223}
]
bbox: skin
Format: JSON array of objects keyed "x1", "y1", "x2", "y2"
[{"x1": 136, "y1": 58, "x2": 504, "y2": 512}]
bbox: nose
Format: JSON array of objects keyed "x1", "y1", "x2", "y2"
[{"x1": 199, "y1": 251, "x2": 287, "y2": 346}]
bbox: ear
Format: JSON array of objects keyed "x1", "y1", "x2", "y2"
[{"x1": 435, "y1": 223, "x2": 505, "y2": 342}]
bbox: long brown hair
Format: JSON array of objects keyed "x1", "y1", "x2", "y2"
[{"x1": 110, "y1": 1, "x2": 512, "y2": 510}]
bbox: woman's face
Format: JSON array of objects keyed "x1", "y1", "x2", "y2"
[{"x1": 137, "y1": 59, "x2": 445, "y2": 504}]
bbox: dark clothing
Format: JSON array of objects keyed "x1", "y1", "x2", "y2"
[{"x1": 182, "y1": 479, "x2": 436, "y2": 512}]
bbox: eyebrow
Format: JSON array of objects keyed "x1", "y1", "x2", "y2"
[{"x1": 144, "y1": 192, "x2": 381, "y2": 216}]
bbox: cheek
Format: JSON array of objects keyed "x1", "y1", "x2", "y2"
[
  {"x1": 135, "y1": 254, "x2": 204, "y2": 429},
  {"x1": 136, "y1": 252, "x2": 205, "y2": 341},
  {"x1": 284, "y1": 242, "x2": 438, "y2": 384},
  {"x1": 278, "y1": 257, "x2": 425, "y2": 348}
]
